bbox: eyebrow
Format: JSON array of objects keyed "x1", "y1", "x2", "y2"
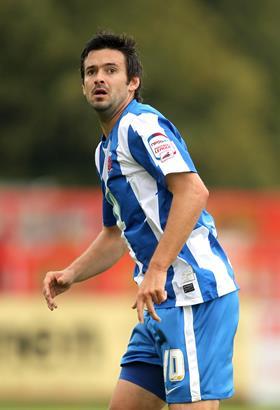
[{"x1": 85, "y1": 62, "x2": 119, "y2": 71}]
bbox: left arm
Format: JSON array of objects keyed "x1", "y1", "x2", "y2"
[{"x1": 133, "y1": 172, "x2": 209, "y2": 323}]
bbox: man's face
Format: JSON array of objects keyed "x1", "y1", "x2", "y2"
[{"x1": 82, "y1": 48, "x2": 139, "y2": 117}]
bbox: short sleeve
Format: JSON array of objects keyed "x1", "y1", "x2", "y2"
[
  {"x1": 95, "y1": 142, "x2": 116, "y2": 227},
  {"x1": 103, "y1": 196, "x2": 117, "y2": 227},
  {"x1": 127, "y1": 113, "x2": 197, "y2": 185},
  {"x1": 101, "y1": 182, "x2": 116, "y2": 227}
]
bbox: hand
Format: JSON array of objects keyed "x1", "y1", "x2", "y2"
[
  {"x1": 42, "y1": 269, "x2": 75, "y2": 311},
  {"x1": 132, "y1": 267, "x2": 167, "y2": 323}
]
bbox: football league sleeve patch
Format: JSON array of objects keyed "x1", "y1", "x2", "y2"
[{"x1": 129, "y1": 113, "x2": 197, "y2": 182}]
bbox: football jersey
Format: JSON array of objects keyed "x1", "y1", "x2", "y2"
[{"x1": 95, "y1": 99, "x2": 238, "y2": 308}]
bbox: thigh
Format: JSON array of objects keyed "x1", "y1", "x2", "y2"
[
  {"x1": 120, "y1": 361, "x2": 166, "y2": 402},
  {"x1": 109, "y1": 379, "x2": 166, "y2": 410},
  {"x1": 169, "y1": 400, "x2": 219, "y2": 410}
]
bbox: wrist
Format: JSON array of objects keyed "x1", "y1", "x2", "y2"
[
  {"x1": 148, "y1": 259, "x2": 169, "y2": 273},
  {"x1": 65, "y1": 265, "x2": 81, "y2": 283}
]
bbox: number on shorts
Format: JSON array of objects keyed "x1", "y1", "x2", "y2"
[{"x1": 164, "y1": 349, "x2": 185, "y2": 382}]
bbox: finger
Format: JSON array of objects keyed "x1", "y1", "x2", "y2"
[
  {"x1": 46, "y1": 292, "x2": 57, "y2": 311},
  {"x1": 43, "y1": 283, "x2": 57, "y2": 311},
  {"x1": 56, "y1": 276, "x2": 65, "y2": 285},
  {"x1": 43, "y1": 284, "x2": 52, "y2": 304},
  {"x1": 152, "y1": 289, "x2": 167, "y2": 305},
  {"x1": 156, "y1": 290, "x2": 167, "y2": 304},
  {"x1": 131, "y1": 301, "x2": 137, "y2": 309},
  {"x1": 49, "y1": 301, "x2": 57, "y2": 311},
  {"x1": 46, "y1": 295, "x2": 57, "y2": 311},
  {"x1": 151, "y1": 293, "x2": 160, "y2": 305},
  {"x1": 146, "y1": 298, "x2": 161, "y2": 322},
  {"x1": 136, "y1": 299, "x2": 145, "y2": 324}
]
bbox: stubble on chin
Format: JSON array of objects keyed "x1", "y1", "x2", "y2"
[
  {"x1": 91, "y1": 100, "x2": 112, "y2": 113},
  {"x1": 91, "y1": 100, "x2": 117, "y2": 122}
]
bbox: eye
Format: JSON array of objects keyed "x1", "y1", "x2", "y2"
[
  {"x1": 107, "y1": 67, "x2": 117, "y2": 74},
  {"x1": 86, "y1": 68, "x2": 95, "y2": 76}
]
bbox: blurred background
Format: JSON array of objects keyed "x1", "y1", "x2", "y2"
[{"x1": 0, "y1": 0, "x2": 279, "y2": 409}]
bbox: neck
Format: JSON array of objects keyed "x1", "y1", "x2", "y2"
[{"x1": 98, "y1": 96, "x2": 134, "y2": 138}]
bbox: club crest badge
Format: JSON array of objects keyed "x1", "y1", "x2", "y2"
[{"x1": 107, "y1": 154, "x2": 113, "y2": 172}]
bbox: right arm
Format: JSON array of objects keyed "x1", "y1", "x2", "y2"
[{"x1": 43, "y1": 225, "x2": 126, "y2": 310}]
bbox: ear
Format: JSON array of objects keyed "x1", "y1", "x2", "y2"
[
  {"x1": 128, "y1": 76, "x2": 140, "y2": 92},
  {"x1": 82, "y1": 83, "x2": 86, "y2": 96}
]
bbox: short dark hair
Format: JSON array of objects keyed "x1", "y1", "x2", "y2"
[{"x1": 80, "y1": 31, "x2": 143, "y2": 102}]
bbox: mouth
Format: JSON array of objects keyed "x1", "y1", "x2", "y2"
[{"x1": 92, "y1": 88, "x2": 108, "y2": 96}]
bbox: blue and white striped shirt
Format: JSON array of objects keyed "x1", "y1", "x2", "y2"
[{"x1": 95, "y1": 99, "x2": 238, "y2": 307}]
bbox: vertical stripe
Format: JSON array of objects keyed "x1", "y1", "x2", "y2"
[
  {"x1": 101, "y1": 143, "x2": 111, "y2": 184},
  {"x1": 183, "y1": 306, "x2": 201, "y2": 402},
  {"x1": 94, "y1": 142, "x2": 101, "y2": 174},
  {"x1": 187, "y1": 226, "x2": 236, "y2": 296},
  {"x1": 117, "y1": 117, "x2": 163, "y2": 239}
]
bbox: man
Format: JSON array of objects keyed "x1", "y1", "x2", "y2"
[{"x1": 43, "y1": 32, "x2": 239, "y2": 410}]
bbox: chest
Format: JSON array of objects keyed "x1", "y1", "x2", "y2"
[{"x1": 100, "y1": 140, "x2": 143, "y2": 189}]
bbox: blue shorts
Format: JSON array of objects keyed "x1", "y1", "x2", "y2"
[{"x1": 120, "y1": 291, "x2": 239, "y2": 404}]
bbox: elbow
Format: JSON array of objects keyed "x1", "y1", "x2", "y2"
[
  {"x1": 196, "y1": 181, "x2": 209, "y2": 210},
  {"x1": 191, "y1": 173, "x2": 209, "y2": 208},
  {"x1": 202, "y1": 185, "x2": 209, "y2": 208}
]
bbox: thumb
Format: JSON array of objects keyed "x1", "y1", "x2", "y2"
[{"x1": 56, "y1": 275, "x2": 67, "y2": 285}]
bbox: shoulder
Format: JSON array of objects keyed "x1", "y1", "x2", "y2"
[{"x1": 119, "y1": 101, "x2": 169, "y2": 140}]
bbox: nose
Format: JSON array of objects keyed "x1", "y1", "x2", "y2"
[
  {"x1": 94, "y1": 71, "x2": 105, "y2": 85},
  {"x1": 94, "y1": 78, "x2": 105, "y2": 85}
]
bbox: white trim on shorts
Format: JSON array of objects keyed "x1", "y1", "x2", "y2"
[{"x1": 183, "y1": 306, "x2": 201, "y2": 402}]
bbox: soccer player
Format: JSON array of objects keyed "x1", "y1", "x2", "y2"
[{"x1": 43, "y1": 32, "x2": 239, "y2": 410}]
